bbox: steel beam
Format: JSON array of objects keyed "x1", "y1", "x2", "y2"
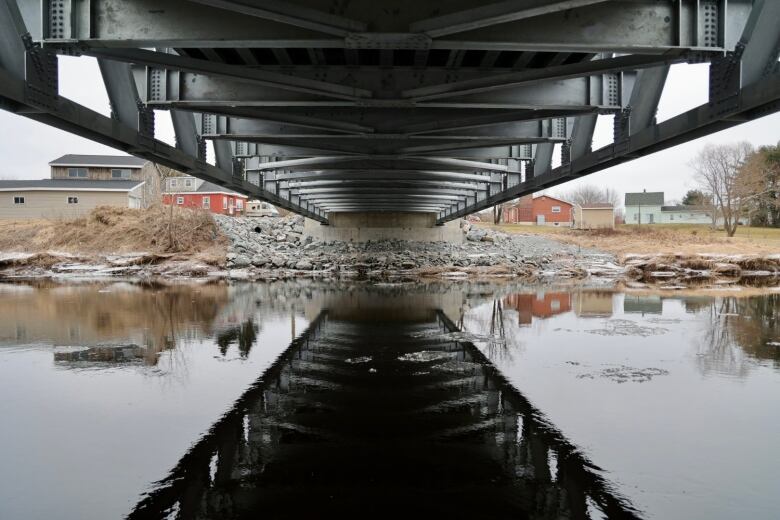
[
  {"x1": 440, "y1": 70, "x2": 780, "y2": 222},
  {"x1": 184, "y1": 0, "x2": 367, "y2": 37},
  {"x1": 27, "y1": 0, "x2": 751, "y2": 53},
  {"x1": 410, "y1": 0, "x2": 611, "y2": 38}
]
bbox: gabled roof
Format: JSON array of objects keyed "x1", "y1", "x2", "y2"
[
  {"x1": 625, "y1": 191, "x2": 664, "y2": 206},
  {"x1": 170, "y1": 178, "x2": 248, "y2": 197},
  {"x1": 577, "y1": 202, "x2": 614, "y2": 209},
  {"x1": 197, "y1": 181, "x2": 243, "y2": 195},
  {"x1": 535, "y1": 194, "x2": 573, "y2": 207},
  {"x1": 0, "y1": 179, "x2": 144, "y2": 191},
  {"x1": 49, "y1": 154, "x2": 148, "y2": 168}
]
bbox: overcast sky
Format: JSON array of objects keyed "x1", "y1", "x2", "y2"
[{"x1": 0, "y1": 58, "x2": 778, "y2": 206}]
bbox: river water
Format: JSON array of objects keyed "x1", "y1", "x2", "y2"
[{"x1": 0, "y1": 280, "x2": 778, "y2": 519}]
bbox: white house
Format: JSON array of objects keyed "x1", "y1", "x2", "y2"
[{"x1": 625, "y1": 191, "x2": 715, "y2": 224}]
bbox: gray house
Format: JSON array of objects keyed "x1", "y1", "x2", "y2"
[
  {"x1": 624, "y1": 191, "x2": 664, "y2": 224},
  {"x1": 625, "y1": 191, "x2": 715, "y2": 225},
  {"x1": 0, "y1": 179, "x2": 145, "y2": 219},
  {"x1": 49, "y1": 154, "x2": 163, "y2": 205}
]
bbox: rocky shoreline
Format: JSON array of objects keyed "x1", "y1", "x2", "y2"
[{"x1": 0, "y1": 215, "x2": 777, "y2": 288}]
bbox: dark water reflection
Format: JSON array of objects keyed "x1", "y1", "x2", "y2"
[{"x1": 0, "y1": 281, "x2": 778, "y2": 519}]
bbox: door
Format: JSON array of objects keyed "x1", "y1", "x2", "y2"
[
  {"x1": 648, "y1": 213, "x2": 654, "y2": 224},
  {"x1": 536, "y1": 214, "x2": 545, "y2": 225}
]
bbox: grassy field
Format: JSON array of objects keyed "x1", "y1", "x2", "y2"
[{"x1": 477, "y1": 222, "x2": 780, "y2": 257}]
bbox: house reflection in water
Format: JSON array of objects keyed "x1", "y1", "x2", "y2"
[
  {"x1": 503, "y1": 291, "x2": 572, "y2": 325},
  {"x1": 503, "y1": 289, "x2": 616, "y2": 325},
  {"x1": 573, "y1": 290, "x2": 614, "y2": 318},
  {"x1": 623, "y1": 295, "x2": 663, "y2": 315}
]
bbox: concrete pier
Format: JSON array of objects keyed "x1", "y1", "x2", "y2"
[{"x1": 303, "y1": 212, "x2": 463, "y2": 243}]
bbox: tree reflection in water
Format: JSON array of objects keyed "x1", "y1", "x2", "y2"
[
  {"x1": 216, "y1": 319, "x2": 259, "y2": 358},
  {"x1": 697, "y1": 294, "x2": 780, "y2": 377}
]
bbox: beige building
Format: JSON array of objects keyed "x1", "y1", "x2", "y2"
[
  {"x1": 49, "y1": 154, "x2": 162, "y2": 205},
  {"x1": 0, "y1": 179, "x2": 145, "y2": 219},
  {"x1": 572, "y1": 203, "x2": 615, "y2": 230}
]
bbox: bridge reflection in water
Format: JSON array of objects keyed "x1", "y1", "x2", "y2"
[{"x1": 129, "y1": 297, "x2": 640, "y2": 520}]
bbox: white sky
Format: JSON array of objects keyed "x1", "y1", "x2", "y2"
[{"x1": 0, "y1": 58, "x2": 778, "y2": 206}]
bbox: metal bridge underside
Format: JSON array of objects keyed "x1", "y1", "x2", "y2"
[{"x1": 1, "y1": 1, "x2": 779, "y2": 224}]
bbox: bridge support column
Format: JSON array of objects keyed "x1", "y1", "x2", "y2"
[{"x1": 303, "y1": 212, "x2": 464, "y2": 243}]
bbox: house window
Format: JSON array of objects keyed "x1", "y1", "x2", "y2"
[
  {"x1": 68, "y1": 168, "x2": 87, "y2": 178},
  {"x1": 169, "y1": 179, "x2": 177, "y2": 188},
  {"x1": 634, "y1": 213, "x2": 639, "y2": 221},
  {"x1": 551, "y1": 206, "x2": 561, "y2": 213},
  {"x1": 202, "y1": 196, "x2": 210, "y2": 209},
  {"x1": 184, "y1": 179, "x2": 194, "y2": 188},
  {"x1": 670, "y1": 214, "x2": 674, "y2": 220},
  {"x1": 236, "y1": 199, "x2": 244, "y2": 210},
  {"x1": 111, "y1": 169, "x2": 131, "y2": 179},
  {"x1": 67, "y1": 196, "x2": 78, "y2": 204},
  {"x1": 176, "y1": 196, "x2": 184, "y2": 205},
  {"x1": 223, "y1": 198, "x2": 228, "y2": 210},
  {"x1": 13, "y1": 196, "x2": 25, "y2": 204}
]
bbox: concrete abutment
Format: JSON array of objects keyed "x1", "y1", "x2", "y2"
[{"x1": 303, "y1": 212, "x2": 464, "y2": 243}]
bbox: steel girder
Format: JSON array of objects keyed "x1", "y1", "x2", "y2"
[
  {"x1": 2, "y1": 0, "x2": 779, "y2": 221},
  {"x1": 22, "y1": 0, "x2": 753, "y2": 53}
]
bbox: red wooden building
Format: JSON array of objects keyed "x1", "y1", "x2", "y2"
[
  {"x1": 502, "y1": 195, "x2": 573, "y2": 226},
  {"x1": 162, "y1": 176, "x2": 248, "y2": 216},
  {"x1": 503, "y1": 291, "x2": 572, "y2": 325}
]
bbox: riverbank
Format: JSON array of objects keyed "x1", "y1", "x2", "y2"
[
  {"x1": 0, "y1": 207, "x2": 777, "y2": 288},
  {"x1": 0, "y1": 207, "x2": 621, "y2": 282}
]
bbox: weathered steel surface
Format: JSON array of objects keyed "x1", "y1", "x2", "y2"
[{"x1": 1, "y1": 0, "x2": 778, "y2": 223}]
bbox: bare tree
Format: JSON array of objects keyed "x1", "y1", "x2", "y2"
[
  {"x1": 740, "y1": 144, "x2": 780, "y2": 227},
  {"x1": 690, "y1": 142, "x2": 754, "y2": 237},
  {"x1": 559, "y1": 184, "x2": 621, "y2": 208}
]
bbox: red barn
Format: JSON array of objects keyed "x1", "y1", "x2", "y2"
[
  {"x1": 502, "y1": 195, "x2": 573, "y2": 226},
  {"x1": 162, "y1": 176, "x2": 248, "y2": 216}
]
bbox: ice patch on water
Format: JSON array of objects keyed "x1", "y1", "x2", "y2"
[
  {"x1": 577, "y1": 365, "x2": 670, "y2": 383},
  {"x1": 398, "y1": 351, "x2": 457, "y2": 362},
  {"x1": 344, "y1": 356, "x2": 372, "y2": 364}
]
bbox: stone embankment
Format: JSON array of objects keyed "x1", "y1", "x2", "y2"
[
  {"x1": 623, "y1": 253, "x2": 780, "y2": 288},
  {"x1": 216, "y1": 215, "x2": 623, "y2": 281}
]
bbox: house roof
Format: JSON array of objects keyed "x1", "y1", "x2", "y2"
[
  {"x1": 0, "y1": 179, "x2": 144, "y2": 192},
  {"x1": 625, "y1": 191, "x2": 664, "y2": 206},
  {"x1": 170, "y1": 178, "x2": 248, "y2": 197},
  {"x1": 578, "y1": 202, "x2": 614, "y2": 209},
  {"x1": 49, "y1": 154, "x2": 147, "y2": 168},
  {"x1": 535, "y1": 195, "x2": 572, "y2": 206}
]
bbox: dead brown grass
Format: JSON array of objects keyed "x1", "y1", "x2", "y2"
[
  {"x1": 0, "y1": 205, "x2": 226, "y2": 263},
  {"x1": 482, "y1": 223, "x2": 780, "y2": 258}
]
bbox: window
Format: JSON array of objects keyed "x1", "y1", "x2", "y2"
[
  {"x1": 184, "y1": 179, "x2": 194, "y2": 188},
  {"x1": 551, "y1": 206, "x2": 561, "y2": 213},
  {"x1": 111, "y1": 169, "x2": 131, "y2": 179},
  {"x1": 223, "y1": 198, "x2": 228, "y2": 210},
  {"x1": 634, "y1": 213, "x2": 639, "y2": 221},
  {"x1": 670, "y1": 214, "x2": 674, "y2": 221},
  {"x1": 13, "y1": 196, "x2": 25, "y2": 204},
  {"x1": 68, "y1": 168, "x2": 87, "y2": 178},
  {"x1": 169, "y1": 179, "x2": 177, "y2": 188},
  {"x1": 202, "y1": 196, "x2": 210, "y2": 209},
  {"x1": 236, "y1": 199, "x2": 243, "y2": 210},
  {"x1": 176, "y1": 196, "x2": 184, "y2": 205},
  {"x1": 67, "y1": 196, "x2": 78, "y2": 204}
]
